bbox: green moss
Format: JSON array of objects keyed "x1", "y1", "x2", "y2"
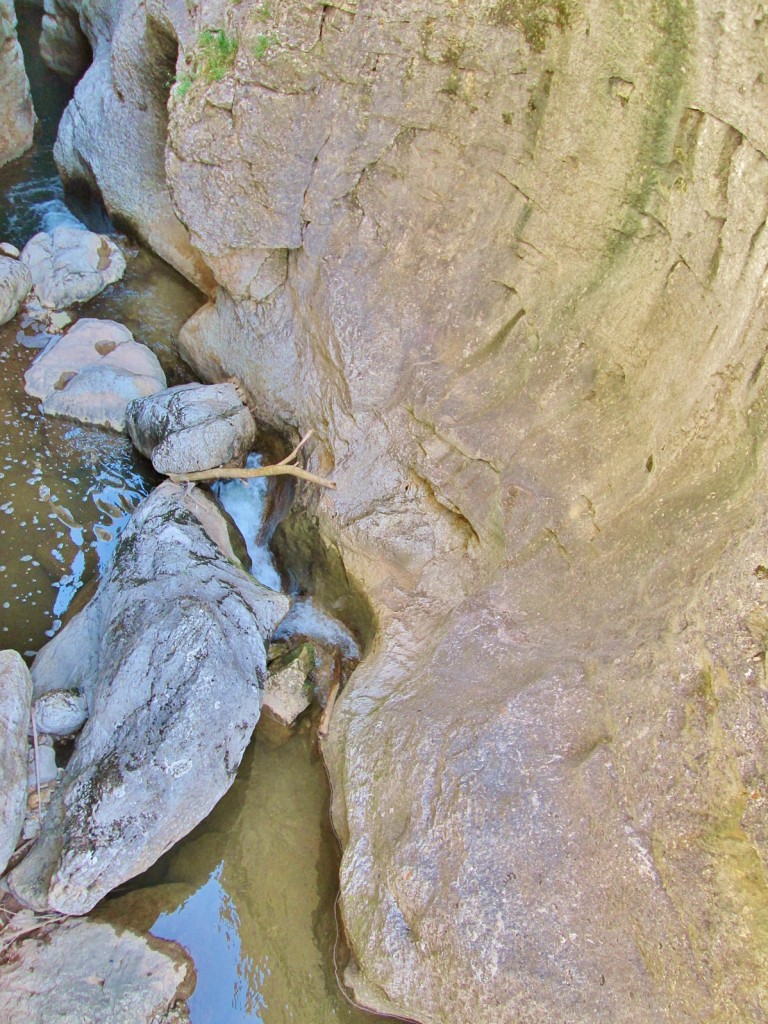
[
  {"x1": 606, "y1": 0, "x2": 693, "y2": 262},
  {"x1": 490, "y1": 0, "x2": 573, "y2": 53},
  {"x1": 252, "y1": 32, "x2": 279, "y2": 59}
]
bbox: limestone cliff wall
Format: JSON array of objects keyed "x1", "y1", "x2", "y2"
[
  {"x1": 51, "y1": 2, "x2": 768, "y2": 1021},
  {"x1": 0, "y1": 0, "x2": 35, "y2": 167}
]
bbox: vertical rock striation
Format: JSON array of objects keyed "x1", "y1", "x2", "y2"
[{"x1": 47, "y1": 1, "x2": 768, "y2": 1021}]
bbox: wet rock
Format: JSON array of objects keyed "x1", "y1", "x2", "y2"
[
  {"x1": 21, "y1": 225, "x2": 126, "y2": 309},
  {"x1": 31, "y1": 690, "x2": 88, "y2": 738},
  {"x1": 0, "y1": 917, "x2": 194, "y2": 1024},
  {"x1": 24, "y1": 317, "x2": 166, "y2": 432},
  {"x1": 263, "y1": 645, "x2": 314, "y2": 726},
  {"x1": 273, "y1": 598, "x2": 360, "y2": 661},
  {"x1": 0, "y1": 651, "x2": 33, "y2": 875},
  {"x1": 0, "y1": 255, "x2": 31, "y2": 326},
  {"x1": 51, "y1": 0, "x2": 213, "y2": 291},
  {"x1": 8, "y1": 481, "x2": 289, "y2": 914},
  {"x1": 126, "y1": 381, "x2": 256, "y2": 475},
  {"x1": 0, "y1": 0, "x2": 35, "y2": 168}
]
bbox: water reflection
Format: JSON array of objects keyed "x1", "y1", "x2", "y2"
[{"x1": 101, "y1": 730, "x2": 378, "y2": 1024}]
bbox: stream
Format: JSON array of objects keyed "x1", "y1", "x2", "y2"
[{"x1": 1, "y1": 15, "x2": 381, "y2": 1024}]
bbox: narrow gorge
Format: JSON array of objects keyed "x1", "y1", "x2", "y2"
[{"x1": 2, "y1": 2, "x2": 768, "y2": 1023}]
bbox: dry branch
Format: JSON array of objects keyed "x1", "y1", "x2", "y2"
[{"x1": 169, "y1": 429, "x2": 337, "y2": 489}]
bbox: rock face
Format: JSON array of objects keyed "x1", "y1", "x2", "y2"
[
  {"x1": 52, "y1": 0, "x2": 768, "y2": 1021},
  {"x1": 126, "y1": 381, "x2": 256, "y2": 475},
  {"x1": 0, "y1": 0, "x2": 35, "y2": 168},
  {"x1": 21, "y1": 225, "x2": 126, "y2": 309},
  {"x1": 0, "y1": 917, "x2": 193, "y2": 1024},
  {"x1": 48, "y1": 0, "x2": 213, "y2": 291},
  {"x1": 24, "y1": 317, "x2": 166, "y2": 431},
  {"x1": 8, "y1": 481, "x2": 289, "y2": 914},
  {"x1": 0, "y1": 254, "x2": 31, "y2": 325},
  {"x1": 0, "y1": 651, "x2": 33, "y2": 875}
]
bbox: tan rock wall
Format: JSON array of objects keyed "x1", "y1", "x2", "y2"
[{"x1": 53, "y1": 0, "x2": 768, "y2": 1020}]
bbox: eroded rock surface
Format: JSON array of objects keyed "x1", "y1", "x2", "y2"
[
  {"x1": 21, "y1": 225, "x2": 126, "y2": 309},
  {"x1": 126, "y1": 381, "x2": 256, "y2": 474},
  {"x1": 8, "y1": 481, "x2": 289, "y2": 914},
  {"x1": 24, "y1": 317, "x2": 166, "y2": 431},
  {"x1": 0, "y1": 916, "x2": 193, "y2": 1024},
  {"x1": 50, "y1": 0, "x2": 768, "y2": 1021},
  {"x1": 0, "y1": 0, "x2": 35, "y2": 167},
  {"x1": 0, "y1": 254, "x2": 32, "y2": 326},
  {"x1": 0, "y1": 651, "x2": 33, "y2": 875}
]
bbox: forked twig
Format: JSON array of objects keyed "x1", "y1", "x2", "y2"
[{"x1": 169, "y1": 429, "x2": 337, "y2": 489}]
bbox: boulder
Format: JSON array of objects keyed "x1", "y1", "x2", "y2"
[
  {"x1": 31, "y1": 690, "x2": 88, "y2": 737},
  {"x1": 0, "y1": 917, "x2": 194, "y2": 1024},
  {"x1": 8, "y1": 481, "x2": 289, "y2": 914},
  {"x1": 0, "y1": 651, "x2": 33, "y2": 875},
  {"x1": 126, "y1": 381, "x2": 256, "y2": 475},
  {"x1": 21, "y1": 225, "x2": 126, "y2": 309},
  {"x1": 24, "y1": 317, "x2": 166, "y2": 432},
  {"x1": 0, "y1": 0, "x2": 35, "y2": 168},
  {"x1": 0, "y1": 255, "x2": 31, "y2": 326},
  {"x1": 263, "y1": 645, "x2": 314, "y2": 726}
]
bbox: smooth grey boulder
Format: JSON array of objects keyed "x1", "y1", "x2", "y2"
[
  {"x1": 0, "y1": 0, "x2": 35, "y2": 168},
  {"x1": 24, "y1": 317, "x2": 166, "y2": 432},
  {"x1": 0, "y1": 651, "x2": 33, "y2": 875},
  {"x1": 126, "y1": 382, "x2": 256, "y2": 475},
  {"x1": 0, "y1": 917, "x2": 193, "y2": 1023},
  {"x1": 8, "y1": 481, "x2": 289, "y2": 914},
  {"x1": 0, "y1": 255, "x2": 32, "y2": 325},
  {"x1": 21, "y1": 225, "x2": 126, "y2": 309}
]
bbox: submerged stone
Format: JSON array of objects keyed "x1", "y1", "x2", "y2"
[{"x1": 8, "y1": 481, "x2": 289, "y2": 914}]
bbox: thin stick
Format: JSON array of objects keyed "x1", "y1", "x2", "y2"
[
  {"x1": 169, "y1": 464, "x2": 337, "y2": 489},
  {"x1": 30, "y1": 707, "x2": 41, "y2": 821},
  {"x1": 277, "y1": 430, "x2": 315, "y2": 466},
  {"x1": 318, "y1": 681, "x2": 340, "y2": 740}
]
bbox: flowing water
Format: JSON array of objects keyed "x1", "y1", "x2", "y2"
[{"x1": 1, "y1": 18, "x2": 382, "y2": 1024}]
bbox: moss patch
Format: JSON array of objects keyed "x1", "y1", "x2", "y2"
[{"x1": 489, "y1": 0, "x2": 574, "y2": 53}]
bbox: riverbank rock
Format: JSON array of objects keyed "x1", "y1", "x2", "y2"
[
  {"x1": 126, "y1": 381, "x2": 256, "y2": 475},
  {"x1": 0, "y1": 0, "x2": 35, "y2": 168},
  {"x1": 0, "y1": 917, "x2": 194, "y2": 1024},
  {"x1": 8, "y1": 481, "x2": 289, "y2": 914},
  {"x1": 21, "y1": 225, "x2": 126, "y2": 309},
  {"x1": 263, "y1": 645, "x2": 314, "y2": 726},
  {"x1": 0, "y1": 255, "x2": 32, "y2": 326},
  {"x1": 0, "y1": 651, "x2": 33, "y2": 875},
  {"x1": 31, "y1": 689, "x2": 88, "y2": 738},
  {"x1": 24, "y1": 317, "x2": 166, "y2": 431},
  {"x1": 55, "y1": 0, "x2": 768, "y2": 1020}
]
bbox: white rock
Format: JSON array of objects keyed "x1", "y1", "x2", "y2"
[
  {"x1": 0, "y1": 254, "x2": 31, "y2": 325},
  {"x1": 0, "y1": 241, "x2": 20, "y2": 258},
  {"x1": 126, "y1": 382, "x2": 256, "y2": 475},
  {"x1": 24, "y1": 317, "x2": 166, "y2": 432},
  {"x1": 0, "y1": 650, "x2": 32, "y2": 874},
  {"x1": 20, "y1": 224, "x2": 126, "y2": 309},
  {"x1": 263, "y1": 652, "x2": 313, "y2": 726},
  {"x1": 27, "y1": 742, "x2": 59, "y2": 788},
  {"x1": 0, "y1": 918, "x2": 193, "y2": 1024},
  {"x1": 31, "y1": 689, "x2": 88, "y2": 737}
]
